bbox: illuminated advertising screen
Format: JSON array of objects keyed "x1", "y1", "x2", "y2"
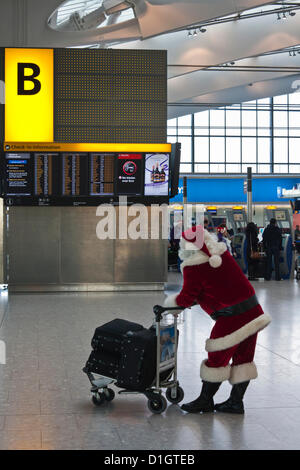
[
  {"x1": 116, "y1": 153, "x2": 143, "y2": 195},
  {"x1": 144, "y1": 153, "x2": 169, "y2": 196}
]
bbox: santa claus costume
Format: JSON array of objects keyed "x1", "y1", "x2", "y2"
[{"x1": 164, "y1": 224, "x2": 271, "y2": 414}]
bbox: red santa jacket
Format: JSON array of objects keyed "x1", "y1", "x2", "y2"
[{"x1": 164, "y1": 230, "x2": 271, "y2": 353}]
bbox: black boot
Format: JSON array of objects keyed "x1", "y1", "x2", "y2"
[
  {"x1": 181, "y1": 381, "x2": 221, "y2": 413},
  {"x1": 214, "y1": 381, "x2": 250, "y2": 414}
]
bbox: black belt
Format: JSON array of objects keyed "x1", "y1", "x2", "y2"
[{"x1": 211, "y1": 294, "x2": 259, "y2": 321}]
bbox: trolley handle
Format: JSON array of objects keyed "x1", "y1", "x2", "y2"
[{"x1": 153, "y1": 304, "x2": 184, "y2": 322}]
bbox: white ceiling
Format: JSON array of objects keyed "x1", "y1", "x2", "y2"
[{"x1": 1, "y1": 0, "x2": 300, "y2": 118}]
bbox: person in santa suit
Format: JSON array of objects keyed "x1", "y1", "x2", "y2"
[{"x1": 164, "y1": 224, "x2": 271, "y2": 414}]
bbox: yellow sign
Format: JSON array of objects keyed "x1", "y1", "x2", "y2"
[
  {"x1": 3, "y1": 142, "x2": 172, "y2": 153},
  {"x1": 5, "y1": 48, "x2": 54, "y2": 142}
]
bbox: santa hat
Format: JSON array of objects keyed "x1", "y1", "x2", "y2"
[{"x1": 181, "y1": 225, "x2": 223, "y2": 268}]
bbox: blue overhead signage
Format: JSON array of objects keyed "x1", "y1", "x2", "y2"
[{"x1": 171, "y1": 177, "x2": 300, "y2": 203}]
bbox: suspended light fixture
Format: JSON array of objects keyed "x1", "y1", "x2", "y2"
[
  {"x1": 193, "y1": 29, "x2": 198, "y2": 36},
  {"x1": 277, "y1": 12, "x2": 281, "y2": 20},
  {"x1": 200, "y1": 28, "x2": 206, "y2": 33},
  {"x1": 290, "y1": 11, "x2": 296, "y2": 16}
]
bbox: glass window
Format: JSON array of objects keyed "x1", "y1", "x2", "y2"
[
  {"x1": 257, "y1": 111, "x2": 270, "y2": 127},
  {"x1": 289, "y1": 128, "x2": 300, "y2": 137},
  {"x1": 167, "y1": 126, "x2": 177, "y2": 136},
  {"x1": 178, "y1": 115, "x2": 192, "y2": 136},
  {"x1": 242, "y1": 110, "x2": 256, "y2": 128},
  {"x1": 178, "y1": 115, "x2": 191, "y2": 126},
  {"x1": 167, "y1": 118, "x2": 177, "y2": 136},
  {"x1": 257, "y1": 138, "x2": 270, "y2": 163},
  {"x1": 194, "y1": 163, "x2": 209, "y2": 173},
  {"x1": 226, "y1": 137, "x2": 241, "y2": 162},
  {"x1": 226, "y1": 163, "x2": 241, "y2": 173},
  {"x1": 226, "y1": 109, "x2": 241, "y2": 128},
  {"x1": 273, "y1": 95, "x2": 287, "y2": 106},
  {"x1": 242, "y1": 163, "x2": 256, "y2": 173},
  {"x1": 180, "y1": 163, "x2": 192, "y2": 173},
  {"x1": 242, "y1": 138, "x2": 256, "y2": 163},
  {"x1": 289, "y1": 111, "x2": 300, "y2": 128},
  {"x1": 257, "y1": 98, "x2": 270, "y2": 105},
  {"x1": 289, "y1": 138, "x2": 300, "y2": 163},
  {"x1": 274, "y1": 164, "x2": 288, "y2": 173},
  {"x1": 258, "y1": 164, "x2": 271, "y2": 173},
  {"x1": 194, "y1": 137, "x2": 209, "y2": 162},
  {"x1": 194, "y1": 111, "x2": 209, "y2": 127},
  {"x1": 289, "y1": 165, "x2": 300, "y2": 173},
  {"x1": 178, "y1": 136, "x2": 192, "y2": 162},
  {"x1": 273, "y1": 111, "x2": 288, "y2": 128},
  {"x1": 273, "y1": 138, "x2": 288, "y2": 163},
  {"x1": 210, "y1": 163, "x2": 225, "y2": 173},
  {"x1": 194, "y1": 127, "x2": 209, "y2": 136},
  {"x1": 210, "y1": 109, "x2": 225, "y2": 127},
  {"x1": 289, "y1": 92, "x2": 300, "y2": 105},
  {"x1": 167, "y1": 135, "x2": 177, "y2": 143},
  {"x1": 210, "y1": 137, "x2": 225, "y2": 162}
]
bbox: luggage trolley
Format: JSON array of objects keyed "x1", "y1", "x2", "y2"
[{"x1": 83, "y1": 305, "x2": 185, "y2": 414}]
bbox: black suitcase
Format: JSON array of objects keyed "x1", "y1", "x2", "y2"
[
  {"x1": 254, "y1": 257, "x2": 267, "y2": 278},
  {"x1": 85, "y1": 350, "x2": 120, "y2": 378},
  {"x1": 116, "y1": 328, "x2": 157, "y2": 391},
  {"x1": 91, "y1": 318, "x2": 144, "y2": 354}
]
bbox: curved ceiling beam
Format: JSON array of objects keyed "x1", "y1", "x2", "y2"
[
  {"x1": 117, "y1": 10, "x2": 300, "y2": 78},
  {"x1": 133, "y1": 0, "x2": 275, "y2": 39},
  {"x1": 0, "y1": 0, "x2": 276, "y2": 48},
  {"x1": 167, "y1": 74, "x2": 300, "y2": 118}
]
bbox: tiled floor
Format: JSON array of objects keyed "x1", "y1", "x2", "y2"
[{"x1": 0, "y1": 274, "x2": 300, "y2": 450}]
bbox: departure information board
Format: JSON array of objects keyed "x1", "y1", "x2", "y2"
[
  {"x1": 34, "y1": 153, "x2": 58, "y2": 196},
  {"x1": 1, "y1": 145, "x2": 180, "y2": 205},
  {"x1": 90, "y1": 153, "x2": 114, "y2": 196}
]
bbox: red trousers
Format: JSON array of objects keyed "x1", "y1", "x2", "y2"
[{"x1": 206, "y1": 333, "x2": 258, "y2": 369}]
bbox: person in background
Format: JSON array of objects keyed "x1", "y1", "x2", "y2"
[
  {"x1": 245, "y1": 222, "x2": 260, "y2": 281},
  {"x1": 263, "y1": 218, "x2": 282, "y2": 281},
  {"x1": 216, "y1": 224, "x2": 233, "y2": 255},
  {"x1": 294, "y1": 225, "x2": 300, "y2": 242}
]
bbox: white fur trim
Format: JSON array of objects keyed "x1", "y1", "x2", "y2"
[
  {"x1": 229, "y1": 362, "x2": 258, "y2": 384},
  {"x1": 209, "y1": 255, "x2": 222, "y2": 268},
  {"x1": 200, "y1": 360, "x2": 231, "y2": 383},
  {"x1": 180, "y1": 251, "x2": 209, "y2": 270},
  {"x1": 205, "y1": 312, "x2": 272, "y2": 353},
  {"x1": 180, "y1": 230, "x2": 227, "y2": 271},
  {"x1": 163, "y1": 293, "x2": 179, "y2": 308},
  {"x1": 204, "y1": 230, "x2": 227, "y2": 256}
]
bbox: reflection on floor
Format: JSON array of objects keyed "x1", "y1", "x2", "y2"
[{"x1": 0, "y1": 273, "x2": 300, "y2": 450}]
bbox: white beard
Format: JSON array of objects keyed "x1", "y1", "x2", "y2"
[{"x1": 178, "y1": 239, "x2": 199, "y2": 261}]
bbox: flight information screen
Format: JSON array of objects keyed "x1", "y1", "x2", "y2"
[
  {"x1": 89, "y1": 153, "x2": 114, "y2": 196},
  {"x1": 34, "y1": 153, "x2": 60, "y2": 196},
  {"x1": 1, "y1": 148, "x2": 176, "y2": 205}
]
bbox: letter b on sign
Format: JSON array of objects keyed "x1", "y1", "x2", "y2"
[{"x1": 18, "y1": 63, "x2": 41, "y2": 95}]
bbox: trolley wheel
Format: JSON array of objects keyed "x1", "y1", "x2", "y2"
[
  {"x1": 104, "y1": 388, "x2": 115, "y2": 402},
  {"x1": 92, "y1": 392, "x2": 106, "y2": 406},
  {"x1": 147, "y1": 395, "x2": 167, "y2": 414},
  {"x1": 166, "y1": 386, "x2": 184, "y2": 404}
]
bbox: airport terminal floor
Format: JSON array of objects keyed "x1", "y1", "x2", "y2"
[{"x1": 0, "y1": 272, "x2": 299, "y2": 451}]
